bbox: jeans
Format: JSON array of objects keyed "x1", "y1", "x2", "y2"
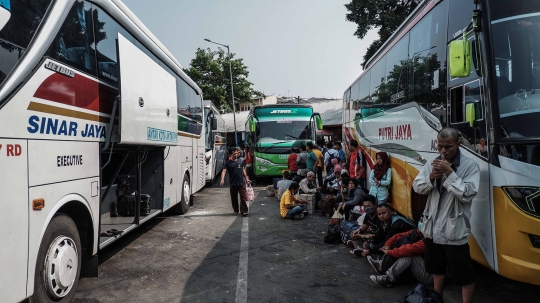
[
  {"x1": 284, "y1": 205, "x2": 306, "y2": 219},
  {"x1": 386, "y1": 256, "x2": 433, "y2": 285}
]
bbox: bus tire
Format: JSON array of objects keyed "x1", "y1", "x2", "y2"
[
  {"x1": 33, "y1": 214, "x2": 81, "y2": 303},
  {"x1": 171, "y1": 174, "x2": 190, "y2": 215}
]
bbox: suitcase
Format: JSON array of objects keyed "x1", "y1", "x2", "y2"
[{"x1": 117, "y1": 193, "x2": 151, "y2": 216}]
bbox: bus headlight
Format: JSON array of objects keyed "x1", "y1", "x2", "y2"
[
  {"x1": 502, "y1": 186, "x2": 540, "y2": 218},
  {"x1": 255, "y1": 156, "x2": 273, "y2": 166}
]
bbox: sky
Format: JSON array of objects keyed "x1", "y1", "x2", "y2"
[{"x1": 122, "y1": 0, "x2": 378, "y2": 99}]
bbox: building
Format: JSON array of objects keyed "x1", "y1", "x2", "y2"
[{"x1": 237, "y1": 95, "x2": 277, "y2": 112}]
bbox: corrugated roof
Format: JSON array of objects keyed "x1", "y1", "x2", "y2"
[{"x1": 221, "y1": 99, "x2": 343, "y2": 132}]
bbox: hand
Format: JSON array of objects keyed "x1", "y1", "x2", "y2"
[
  {"x1": 316, "y1": 187, "x2": 322, "y2": 191},
  {"x1": 220, "y1": 179, "x2": 224, "y2": 186},
  {"x1": 246, "y1": 179, "x2": 251, "y2": 184},
  {"x1": 432, "y1": 159, "x2": 453, "y2": 175},
  {"x1": 361, "y1": 250, "x2": 370, "y2": 257},
  {"x1": 380, "y1": 247, "x2": 389, "y2": 254},
  {"x1": 376, "y1": 180, "x2": 381, "y2": 186}
]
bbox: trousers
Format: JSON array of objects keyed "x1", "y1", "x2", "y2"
[
  {"x1": 386, "y1": 256, "x2": 433, "y2": 285},
  {"x1": 229, "y1": 184, "x2": 248, "y2": 214}
]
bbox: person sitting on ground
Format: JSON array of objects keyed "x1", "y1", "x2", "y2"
[
  {"x1": 299, "y1": 171, "x2": 321, "y2": 195},
  {"x1": 369, "y1": 152, "x2": 392, "y2": 204},
  {"x1": 277, "y1": 171, "x2": 293, "y2": 200},
  {"x1": 323, "y1": 164, "x2": 342, "y2": 194},
  {"x1": 338, "y1": 178, "x2": 366, "y2": 221},
  {"x1": 356, "y1": 203, "x2": 414, "y2": 257},
  {"x1": 368, "y1": 228, "x2": 432, "y2": 287},
  {"x1": 350, "y1": 195, "x2": 380, "y2": 250},
  {"x1": 280, "y1": 182, "x2": 308, "y2": 219}
]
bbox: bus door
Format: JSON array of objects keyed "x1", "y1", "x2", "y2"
[
  {"x1": 448, "y1": 74, "x2": 495, "y2": 268},
  {"x1": 0, "y1": 139, "x2": 28, "y2": 302}
]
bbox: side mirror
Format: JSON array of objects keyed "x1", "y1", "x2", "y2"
[
  {"x1": 249, "y1": 118, "x2": 256, "y2": 133},
  {"x1": 355, "y1": 113, "x2": 363, "y2": 120},
  {"x1": 315, "y1": 114, "x2": 323, "y2": 130},
  {"x1": 449, "y1": 34, "x2": 471, "y2": 78},
  {"x1": 211, "y1": 117, "x2": 218, "y2": 130},
  {"x1": 465, "y1": 103, "x2": 475, "y2": 127},
  {"x1": 0, "y1": 1, "x2": 11, "y2": 31}
]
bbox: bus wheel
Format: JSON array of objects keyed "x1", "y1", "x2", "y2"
[
  {"x1": 33, "y1": 214, "x2": 81, "y2": 302},
  {"x1": 171, "y1": 174, "x2": 190, "y2": 215}
]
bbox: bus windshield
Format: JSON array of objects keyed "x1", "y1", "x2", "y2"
[
  {"x1": 257, "y1": 120, "x2": 312, "y2": 142},
  {"x1": 0, "y1": 0, "x2": 52, "y2": 87},
  {"x1": 490, "y1": 0, "x2": 540, "y2": 139}
]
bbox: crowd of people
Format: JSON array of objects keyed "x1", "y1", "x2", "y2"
[{"x1": 223, "y1": 128, "x2": 480, "y2": 303}]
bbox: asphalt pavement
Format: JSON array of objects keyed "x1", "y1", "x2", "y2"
[{"x1": 74, "y1": 180, "x2": 540, "y2": 303}]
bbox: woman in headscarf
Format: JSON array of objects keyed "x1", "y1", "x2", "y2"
[{"x1": 369, "y1": 152, "x2": 392, "y2": 204}]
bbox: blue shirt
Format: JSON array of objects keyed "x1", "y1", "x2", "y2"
[{"x1": 338, "y1": 149, "x2": 346, "y2": 162}]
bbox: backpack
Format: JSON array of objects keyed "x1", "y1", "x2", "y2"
[
  {"x1": 326, "y1": 150, "x2": 338, "y2": 170},
  {"x1": 324, "y1": 224, "x2": 341, "y2": 244},
  {"x1": 399, "y1": 283, "x2": 444, "y2": 303}
]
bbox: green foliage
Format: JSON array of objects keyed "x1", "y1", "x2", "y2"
[
  {"x1": 345, "y1": 0, "x2": 421, "y2": 67},
  {"x1": 184, "y1": 48, "x2": 264, "y2": 113}
]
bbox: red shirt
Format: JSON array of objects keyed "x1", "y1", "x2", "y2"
[
  {"x1": 244, "y1": 150, "x2": 253, "y2": 165},
  {"x1": 288, "y1": 154, "x2": 298, "y2": 172},
  {"x1": 349, "y1": 151, "x2": 366, "y2": 179}
]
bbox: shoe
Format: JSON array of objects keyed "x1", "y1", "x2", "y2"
[
  {"x1": 293, "y1": 214, "x2": 305, "y2": 219},
  {"x1": 241, "y1": 213, "x2": 249, "y2": 217},
  {"x1": 233, "y1": 211, "x2": 239, "y2": 215},
  {"x1": 370, "y1": 274, "x2": 392, "y2": 287},
  {"x1": 353, "y1": 248, "x2": 365, "y2": 257},
  {"x1": 367, "y1": 255, "x2": 382, "y2": 274}
]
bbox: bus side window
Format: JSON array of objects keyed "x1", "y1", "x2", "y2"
[{"x1": 46, "y1": 0, "x2": 96, "y2": 76}]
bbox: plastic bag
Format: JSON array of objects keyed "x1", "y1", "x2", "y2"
[{"x1": 245, "y1": 184, "x2": 255, "y2": 201}]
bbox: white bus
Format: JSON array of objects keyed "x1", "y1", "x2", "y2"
[
  {"x1": 0, "y1": 0, "x2": 206, "y2": 302},
  {"x1": 203, "y1": 100, "x2": 227, "y2": 184}
]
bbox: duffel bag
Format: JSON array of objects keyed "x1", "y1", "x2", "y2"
[{"x1": 340, "y1": 220, "x2": 360, "y2": 244}]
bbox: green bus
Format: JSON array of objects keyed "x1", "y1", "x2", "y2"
[{"x1": 246, "y1": 104, "x2": 323, "y2": 177}]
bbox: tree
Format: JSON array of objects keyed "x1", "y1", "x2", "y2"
[
  {"x1": 345, "y1": 0, "x2": 422, "y2": 68},
  {"x1": 184, "y1": 48, "x2": 264, "y2": 113}
]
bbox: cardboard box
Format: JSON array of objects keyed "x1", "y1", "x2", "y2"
[{"x1": 299, "y1": 194, "x2": 315, "y2": 214}]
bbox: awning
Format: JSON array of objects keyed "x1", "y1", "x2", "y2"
[{"x1": 316, "y1": 129, "x2": 334, "y2": 135}]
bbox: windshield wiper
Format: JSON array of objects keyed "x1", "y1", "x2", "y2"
[
  {"x1": 260, "y1": 141, "x2": 288, "y2": 152},
  {"x1": 284, "y1": 133, "x2": 300, "y2": 140}
]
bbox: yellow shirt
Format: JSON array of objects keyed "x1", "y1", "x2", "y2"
[
  {"x1": 280, "y1": 189, "x2": 297, "y2": 218},
  {"x1": 313, "y1": 149, "x2": 324, "y2": 167}
]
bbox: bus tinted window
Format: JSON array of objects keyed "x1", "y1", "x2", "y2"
[
  {"x1": 46, "y1": 0, "x2": 96, "y2": 76},
  {"x1": 409, "y1": 1, "x2": 447, "y2": 108},
  {"x1": 0, "y1": 0, "x2": 52, "y2": 86},
  {"x1": 369, "y1": 56, "x2": 386, "y2": 103},
  {"x1": 92, "y1": 6, "x2": 134, "y2": 84},
  {"x1": 385, "y1": 35, "x2": 409, "y2": 103}
]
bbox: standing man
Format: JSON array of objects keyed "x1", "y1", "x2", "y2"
[
  {"x1": 413, "y1": 128, "x2": 480, "y2": 303},
  {"x1": 306, "y1": 142, "x2": 324, "y2": 187},
  {"x1": 296, "y1": 144, "x2": 309, "y2": 178},
  {"x1": 220, "y1": 147, "x2": 251, "y2": 216},
  {"x1": 324, "y1": 142, "x2": 340, "y2": 176},
  {"x1": 336, "y1": 141, "x2": 346, "y2": 164},
  {"x1": 287, "y1": 147, "x2": 299, "y2": 178},
  {"x1": 348, "y1": 140, "x2": 366, "y2": 188}
]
